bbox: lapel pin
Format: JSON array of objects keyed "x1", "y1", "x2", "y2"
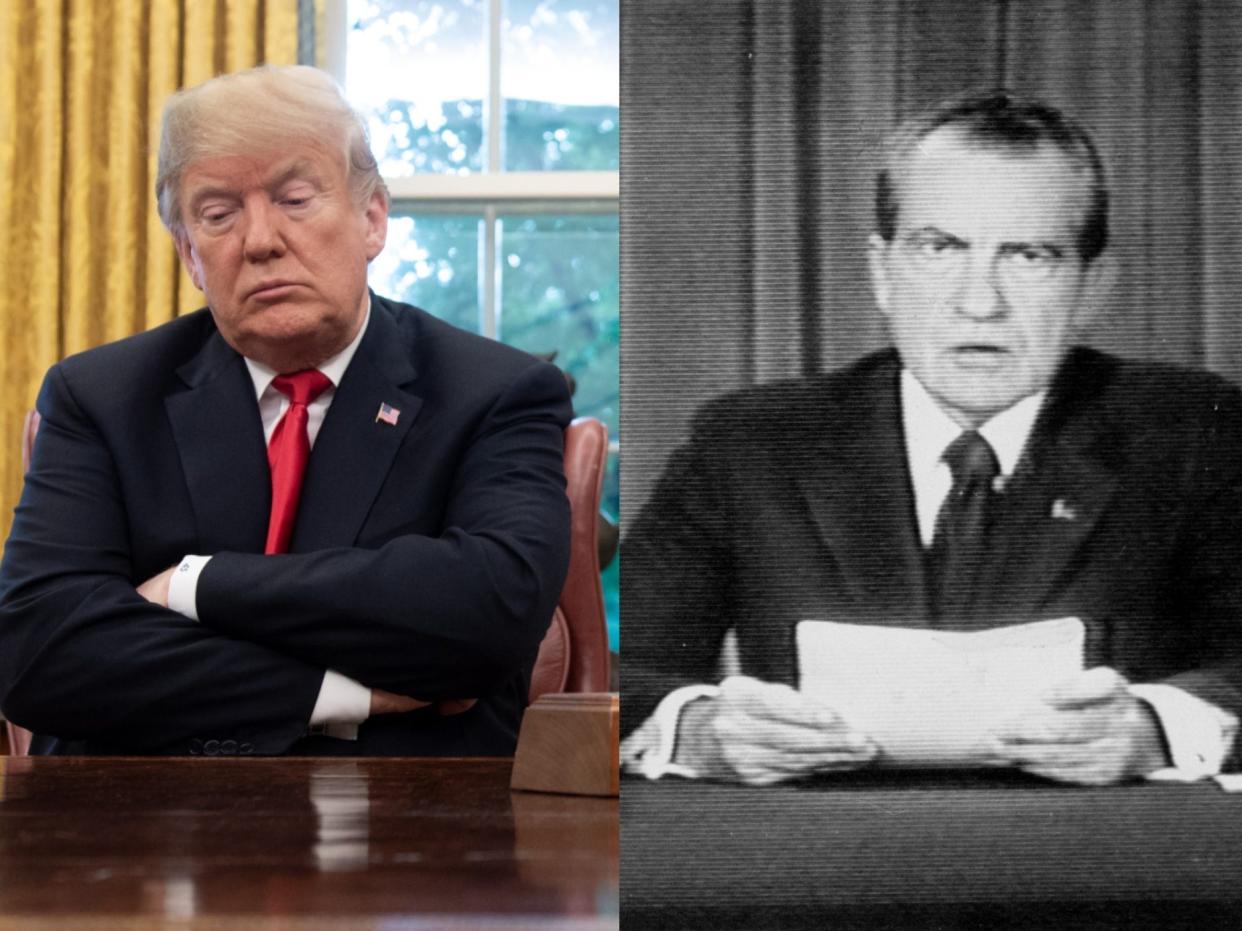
[
  {"x1": 1051, "y1": 499, "x2": 1077, "y2": 521},
  {"x1": 375, "y1": 402, "x2": 401, "y2": 426}
]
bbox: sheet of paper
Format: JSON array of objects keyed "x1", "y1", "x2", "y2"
[
  {"x1": 1213, "y1": 774, "x2": 1242, "y2": 792},
  {"x1": 797, "y1": 618, "x2": 1085, "y2": 766}
]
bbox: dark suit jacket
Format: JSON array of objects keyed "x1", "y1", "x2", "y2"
[
  {"x1": 0, "y1": 293, "x2": 572, "y2": 756},
  {"x1": 623, "y1": 348, "x2": 1242, "y2": 770}
]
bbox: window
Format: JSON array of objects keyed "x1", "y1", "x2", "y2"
[{"x1": 324, "y1": 0, "x2": 620, "y2": 649}]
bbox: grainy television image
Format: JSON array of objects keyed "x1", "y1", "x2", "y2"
[{"x1": 620, "y1": 1, "x2": 1242, "y2": 928}]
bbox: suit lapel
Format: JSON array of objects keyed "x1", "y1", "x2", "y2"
[
  {"x1": 983, "y1": 352, "x2": 1122, "y2": 616},
  {"x1": 165, "y1": 330, "x2": 271, "y2": 553},
  {"x1": 291, "y1": 300, "x2": 424, "y2": 551},
  {"x1": 794, "y1": 357, "x2": 932, "y2": 627}
]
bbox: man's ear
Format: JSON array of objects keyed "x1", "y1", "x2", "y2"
[
  {"x1": 363, "y1": 191, "x2": 389, "y2": 262},
  {"x1": 867, "y1": 232, "x2": 893, "y2": 316},
  {"x1": 1074, "y1": 250, "x2": 1116, "y2": 331},
  {"x1": 174, "y1": 232, "x2": 205, "y2": 292}
]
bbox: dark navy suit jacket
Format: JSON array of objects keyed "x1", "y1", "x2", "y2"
[
  {"x1": 0, "y1": 293, "x2": 572, "y2": 755},
  {"x1": 623, "y1": 348, "x2": 1242, "y2": 770}
]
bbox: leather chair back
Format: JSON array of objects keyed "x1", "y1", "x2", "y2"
[{"x1": 529, "y1": 417, "x2": 611, "y2": 700}]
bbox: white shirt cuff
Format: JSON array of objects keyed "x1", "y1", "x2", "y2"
[
  {"x1": 620, "y1": 684, "x2": 720, "y2": 780},
  {"x1": 167, "y1": 554, "x2": 212, "y2": 620},
  {"x1": 1130, "y1": 683, "x2": 1239, "y2": 781},
  {"x1": 309, "y1": 670, "x2": 372, "y2": 741}
]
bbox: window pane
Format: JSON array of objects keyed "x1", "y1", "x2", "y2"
[
  {"x1": 502, "y1": 1, "x2": 619, "y2": 171},
  {"x1": 497, "y1": 212, "x2": 618, "y2": 647},
  {"x1": 498, "y1": 213, "x2": 618, "y2": 462},
  {"x1": 348, "y1": 0, "x2": 486, "y2": 176},
  {"x1": 369, "y1": 214, "x2": 483, "y2": 333}
]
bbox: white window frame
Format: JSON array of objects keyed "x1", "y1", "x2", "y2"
[
  {"x1": 323, "y1": 0, "x2": 620, "y2": 500},
  {"x1": 322, "y1": 0, "x2": 619, "y2": 339},
  {"x1": 322, "y1": 0, "x2": 618, "y2": 198}
]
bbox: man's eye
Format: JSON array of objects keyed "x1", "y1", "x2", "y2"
[
  {"x1": 1006, "y1": 247, "x2": 1061, "y2": 271},
  {"x1": 280, "y1": 190, "x2": 316, "y2": 208},
  {"x1": 916, "y1": 238, "x2": 959, "y2": 258},
  {"x1": 202, "y1": 210, "x2": 232, "y2": 224}
]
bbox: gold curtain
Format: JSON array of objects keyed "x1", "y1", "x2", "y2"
[{"x1": 0, "y1": 0, "x2": 299, "y2": 539}]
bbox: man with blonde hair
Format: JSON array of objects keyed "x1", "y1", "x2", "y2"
[{"x1": 0, "y1": 65, "x2": 572, "y2": 756}]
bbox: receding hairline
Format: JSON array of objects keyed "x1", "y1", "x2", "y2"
[
  {"x1": 874, "y1": 92, "x2": 1110, "y2": 262},
  {"x1": 890, "y1": 119, "x2": 1090, "y2": 171},
  {"x1": 891, "y1": 125, "x2": 1097, "y2": 213}
]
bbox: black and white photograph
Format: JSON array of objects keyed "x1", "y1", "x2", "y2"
[{"x1": 621, "y1": 1, "x2": 1242, "y2": 927}]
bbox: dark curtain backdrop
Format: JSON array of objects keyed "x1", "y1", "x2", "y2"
[{"x1": 621, "y1": 0, "x2": 1242, "y2": 525}]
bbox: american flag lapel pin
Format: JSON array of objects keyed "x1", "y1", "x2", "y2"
[
  {"x1": 375, "y1": 402, "x2": 401, "y2": 426},
  {"x1": 1050, "y1": 498, "x2": 1077, "y2": 521}
]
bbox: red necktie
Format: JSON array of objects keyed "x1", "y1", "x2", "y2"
[{"x1": 265, "y1": 369, "x2": 333, "y2": 554}]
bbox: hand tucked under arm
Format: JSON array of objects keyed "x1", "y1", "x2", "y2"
[
  {"x1": 988, "y1": 666, "x2": 1170, "y2": 785},
  {"x1": 369, "y1": 690, "x2": 475, "y2": 716},
  {"x1": 673, "y1": 675, "x2": 877, "y2": 786},
  {"x1": 136, "y1": 565, "x2": 176, "y2": 608}
]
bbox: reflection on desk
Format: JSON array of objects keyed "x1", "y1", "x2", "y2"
[
  {"x1": 0, "y1": 756, "x2": 617, "y2": 930},
  {"x1": 621, "y1": 769, "x2": 1242, "y2": 930}
]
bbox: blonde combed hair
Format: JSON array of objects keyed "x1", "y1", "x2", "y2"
[{"x1": 155, "y1": 64, "x2": 388, "y2": 234}]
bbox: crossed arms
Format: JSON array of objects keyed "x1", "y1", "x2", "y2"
[{"x1": 0, "y1": 338, "x2": 571, "y2": 753}]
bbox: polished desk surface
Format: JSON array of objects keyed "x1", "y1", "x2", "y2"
[
  {"x1": 0, "y1": 756, "x2": 617, "y2": 930},
  {"x1": 621, "y1": 769, "x2": 1242, "y2": 929}
]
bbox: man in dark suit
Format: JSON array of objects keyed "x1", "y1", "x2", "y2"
[
  {"x1": 0, "y1": 65, "x2": 571, "y2": 756},
  {"x1": 622, "y1": 90, "x2": 1241, "y2": 785}
]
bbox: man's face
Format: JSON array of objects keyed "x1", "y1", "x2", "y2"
[
  {"x1": 868, "y1": 128, "x2": 1103, "y2": 427},
  {"x1": 175, "y1": 145, "x2": 388, "y2": 373}
]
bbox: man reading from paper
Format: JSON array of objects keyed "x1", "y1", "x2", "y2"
[
  {"x1": 622, "y1": 91, "x2": 1242, "y2": 786},
  {"x1": 0, "y1": 65, "x2": 571, "y2": 756}
]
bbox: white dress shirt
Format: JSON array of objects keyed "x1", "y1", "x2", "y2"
[
  {"x1": 623, "y1": 369, "x2": 1238, "y2": 780},
  {"x1": 899, "y1": 369, "x2": 1043, "y2": 547},
  {"x1": 166, "y1": 303, "x2": 374, "y2": 737}
]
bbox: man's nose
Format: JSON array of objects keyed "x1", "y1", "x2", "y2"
[
  {"x1": 953, "y1": 254, "x2": 1006, "y2": 320},
  {"x1": 241, "y1": 201, "x2": 286, "y2": 261}
]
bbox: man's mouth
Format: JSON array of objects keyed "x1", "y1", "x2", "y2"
[
  {"x1": 952, "y1": 343, "x2": 1009, "y2": 355},
  {"x1": 949, "y1": 343, "x2": 1011, "y2": 366},
  {"x1": 246, "y1": 281, "x2": 301, "y2": 301}
]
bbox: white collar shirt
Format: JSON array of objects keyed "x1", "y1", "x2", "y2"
[
  {"x1": 244, "y1": 300, "x2": 371, "y2": 447},
  {"x1": 900, "y1": 368, "x2": 1045, "y2": 547}
]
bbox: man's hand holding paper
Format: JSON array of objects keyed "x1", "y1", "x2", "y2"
[
  {"x1": 661, "y1": 618, "x2": 1202, "y2": 787},
  {"x1": 673, "y1": 676, "x2": 878, "y2": 785},
  {"x1": 989, "y1": 666, "x2": 1170, "y2": 785},
  {"x1": 797, "y1": 617, "x2": 1088, "y2": 769}
]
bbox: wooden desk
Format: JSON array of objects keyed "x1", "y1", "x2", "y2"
[
  {"x1": 621, "y1": 770, "x2": 1242, "y2": 929},
  {"x1": 0, "y1": 756, "x2": 617, "y2": 930}
]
